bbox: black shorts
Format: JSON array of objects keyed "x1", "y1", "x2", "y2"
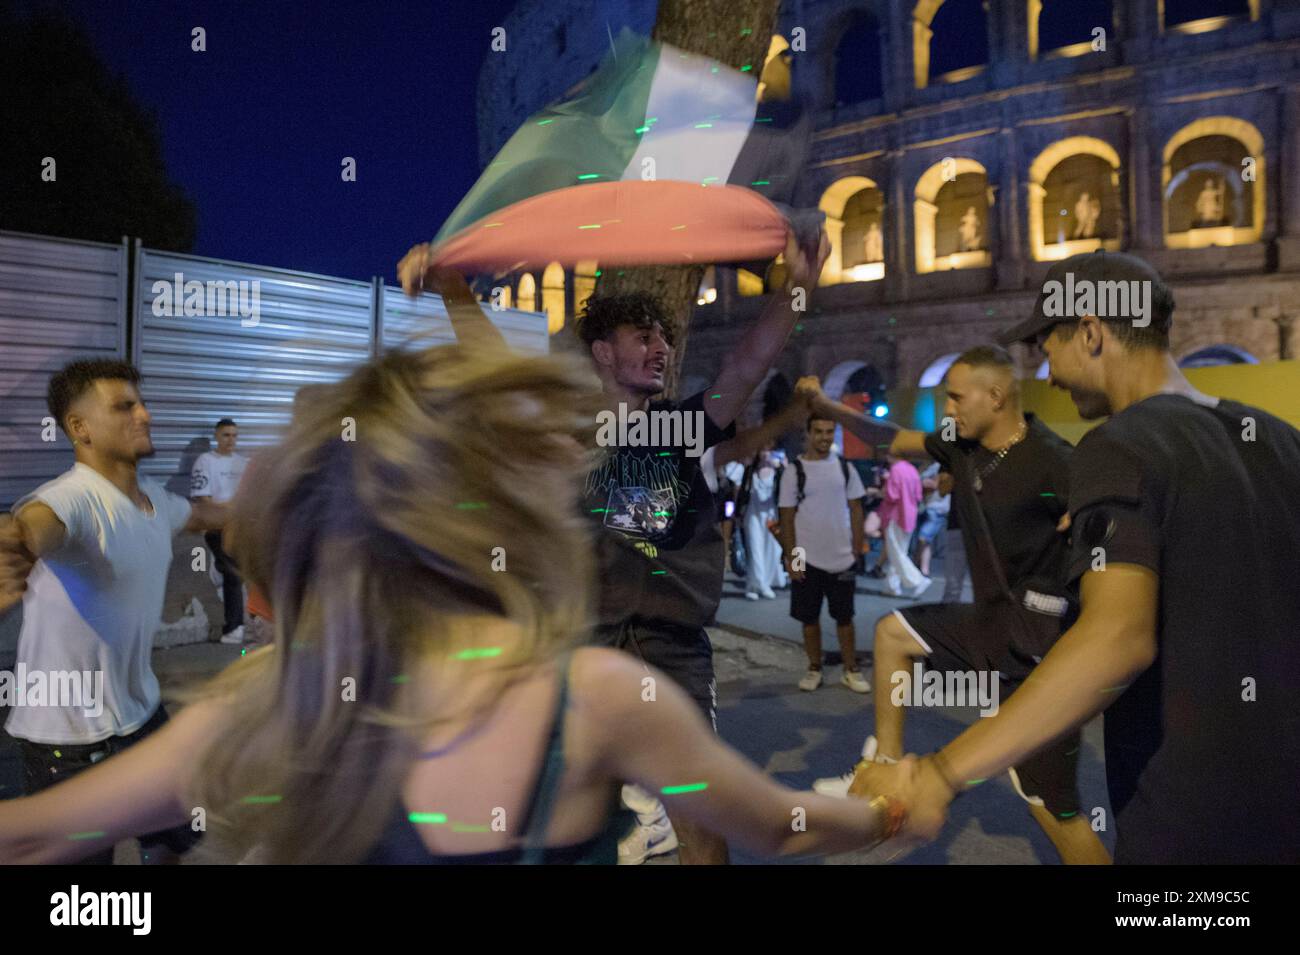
[
  {"x1": 893, "y1": 600, "x2": 1081, "y2": 818},
  {"x1": 790, "y1": 564, "x2": 856, "y2": 625},
  {"x1": 594, "y1": 619, "x2": 718, "y2": 732},
  {"x1": 18, "y1": 704, "x2": 203, "y2": 864}
]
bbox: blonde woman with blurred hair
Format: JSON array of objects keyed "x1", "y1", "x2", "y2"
[{"x1": 0, "y1": 270, "x2": 906, "y2": 865}]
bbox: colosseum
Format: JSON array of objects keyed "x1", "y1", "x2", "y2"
[{"x1": 478, "y1": 0, "x2": 1300, "y2": 410}]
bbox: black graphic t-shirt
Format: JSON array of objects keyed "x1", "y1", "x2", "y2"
[
  {"x1": 1065, "y1": 394, "x2": 1300, "y2": 864},
  {"x1": 924, "y1": 414, "x2": 1073, "y2": 608},
  {"x1": 583, "y1": 391, "x2": 733, "y2": 629}
]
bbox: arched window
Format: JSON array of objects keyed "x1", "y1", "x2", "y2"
[
  {"x1": 1163, "y1": 118, "x2": 1264, "y2": 249},
  {"x1": 914, "y1": 0, "x2": 988, "y2": 89},
  {"x1": 1163, "y1": 0, "x2": 1255, "y2": 34},
  {"x1": 1028, "y1": 137, "x2": 1123, "y2": 260},
  {"x1": 573, "y1": 260, "x2": 598, "y2": 316},
  {"x1": 834, "y1": 11, "x2": 883, "y2": 106},
  {"x1": 1178, "y1": 344, "x2": 1259, "y2": 368},
  {"x1": 919, "y1": 353, "x2": 961, "y2": 387},
  {"x1": 495, "y1": 284, "x2": 513, "y2": 309},
  {"x1": 758, "y1": 35, "x2": 792, "y2": 104},
  {"x1": 1032, "y1": 0, "x2": 1112, "y2": 60},
  {"x1": 915, "y1": 158, "x2": 992, "y2": 273},
  {"x1": 819, "y1": 177, "x2": 886, "y2": 284},
  {"x1": 516, "y1": 273, "x2": 537, "y2": 311},
  {"x1": 542, "y1": 262, "x2": 566, "y2": 334}
]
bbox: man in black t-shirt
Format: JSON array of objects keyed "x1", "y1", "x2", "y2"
[
  {"x1": 575, "y1": 232, "x2": 830, "y2": 865},
  {"x1": 804, "y1": 346, "x2": 1110, "y2": 864},
  {"x1": 853, "y1": 251, "x2": 1300, "y2": 864}
]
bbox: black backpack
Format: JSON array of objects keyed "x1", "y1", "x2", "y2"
[{"x1": 775, "y1": 454, "x2": 852, "y2": 507}]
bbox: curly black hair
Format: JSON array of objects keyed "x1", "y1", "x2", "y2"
[
  {"x1": 47, "y1": 359, "x2": 142, "y2": 436},
  {"x1": 572, "y1": 291, "x2": 676, "y2": 351}
]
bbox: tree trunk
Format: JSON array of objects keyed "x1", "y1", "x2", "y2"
[{"x1": 593, "y1": 0, "x2": 782, "y2": 399}]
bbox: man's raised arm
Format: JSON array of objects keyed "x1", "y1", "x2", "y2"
[
  {"x1": 396, "y1": 244, "x2": 509, "y2": 350},
  {"x1": 704, "y1": 231, "x2": 830, "y2": 431},
  {"x1": 0, "y1": 504, "x2": 67, "y2": 614},
  {"x1": 795, "y1": 376, "x2": 929, "y2": 459}
]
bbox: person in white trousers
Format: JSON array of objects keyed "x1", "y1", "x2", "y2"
[{"x1": 741, "y1": 447, "x2": 788, "y2": 599}]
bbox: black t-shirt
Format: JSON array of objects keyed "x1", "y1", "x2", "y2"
[
  {"x1": 924, "y1": 415, "x2": 1073, "y2": 608},
  {"x1": 1066, "y1": 394, "x2": 1300, "y2": 864},
  {"x1": 583, "y1": 391, "x2": 733, "y2": 629}
]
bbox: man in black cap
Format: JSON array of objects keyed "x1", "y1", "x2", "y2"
[{"x1": 852, "y1": 251, "x2": 1300, "y2": 864}]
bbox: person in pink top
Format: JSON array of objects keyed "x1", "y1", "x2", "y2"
[{"x1": 878, "y1": 453, "x2": 929, "y2": 598}]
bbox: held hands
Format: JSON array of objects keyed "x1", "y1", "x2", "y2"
[
  {"x1": 794, "y1": 375, "x2": 832, "y2": 417},
  {"x1": 0, "y1": 514, "x2": 35, "y2": 615},
  {"x1": 849, "y1": 754, "x2": 954, "y2": 845}
]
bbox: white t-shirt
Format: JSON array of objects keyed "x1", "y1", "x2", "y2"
[
  {"x1": 778, "y1": 454, "x2": 866, "y2": 573},
  {"x1": 190, "y1": 451, "x2": 248, "y2": 504},
  {"x1": 5, "y1": 464, "x2": 192, "y2": 744}
]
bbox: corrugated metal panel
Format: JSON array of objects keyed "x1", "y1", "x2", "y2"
[
  {"x1": 379, "y1": 284, "x2": 549, "y2": 356},
  {"x1": 0, "y1": 231, "x2": 128, "y2": 509},
  {"x1": 133, "y1": 249, "x2": 374, "y2": 495}
]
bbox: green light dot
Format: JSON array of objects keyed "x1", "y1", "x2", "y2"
[
  {"x1": 537, "y1": 119, "x2": 554, "y2": 126},
  {"x1": 751, "y1": 180, "x2": 770, "y2": 186},
  {"x1": 241, "y1": 795, "x2": 283, "y2": 805},
  {"x1": 661, "y1": 782, "x2": 709, "y2": 795},
  {"x1": 66, "y1": 831, "x2": 105, "y2": 841},
  {"x1": 740, "y1": 64, "x2": 752, "y2": 71},
  {"x1": 966, "y1": 778, "x2": 987, "y2": 786},
  {"x1": 391, "y1": 674, "x2": 410, "y2": 684},
  {"x1": 408, "y1": 812, "x2": 447, "y2": 825},
  {"x1": 577, "y1": 173, "x2": 600, "y2": 180},
  {"x1": 651, "y1": 570, "x2": 667, "y2": 575},
  {"x1": 455, "y1": 647, "x2": 504, "y2": 661}
]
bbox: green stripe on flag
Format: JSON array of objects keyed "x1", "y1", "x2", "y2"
[{"x1": 434, "y1": 33, "x2": 660, "y2": 243}]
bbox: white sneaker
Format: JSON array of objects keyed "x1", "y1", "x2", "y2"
[
  {"x1": 759, "y1": 588, "x2": 776, "y2": 599},
  {"x1": 617, "y1": 814, "x2": 679, "y2": 865},
  {"x1": 841, "y1": 669, "x2": 871, "y2": 694},
  {"x1": 219, "y1": 625, "x2": 246, "y2": 645},
  {"x1": 798, "y1": 668, "x2": 823, "y2": 692},
  {"x1": 910, "y1": 577, "x2": 932, "y2": 598},
  {"x1": 812, "y1": 735, "x2": 896, "y2": 798},
  {"x1": 886, "y1": 577, "x2": 903, "y2": 596},
  {"x1": 744, "y1": 591, "x2": 760, "y2": 601}
]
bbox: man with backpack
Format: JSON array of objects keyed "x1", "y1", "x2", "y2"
[{"x1": 778, "y1": 414, "x2": 869, "y2": 693}]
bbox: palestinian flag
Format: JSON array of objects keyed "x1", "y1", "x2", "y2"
[{"x1": 429, "y1": 30, "x2": 813, "y2": 272}]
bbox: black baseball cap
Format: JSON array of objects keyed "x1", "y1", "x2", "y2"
[{"x1": 998, "y1": 250, "x2": 1171, "y2": 345}]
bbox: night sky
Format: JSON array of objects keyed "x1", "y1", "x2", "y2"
[
  {"x1": 58, "y1": 0, "x2": 1241, "y2": 282},
  {"x1": 64, "y1": 0, "x2": 517, "y2": 282}
]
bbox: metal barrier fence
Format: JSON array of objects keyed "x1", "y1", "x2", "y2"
[{"x1": 0, "y1": 230, "x2": 548, "y2": 507}]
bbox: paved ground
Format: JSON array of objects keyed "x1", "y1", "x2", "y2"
[{"x1": 0, "y1": 549, "x2": 1113, "y2": 865}]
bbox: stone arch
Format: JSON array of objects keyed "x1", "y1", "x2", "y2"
[
  {"x1": 820, "y1": 176, "x2": 885, "y2": 285},
  {"x1": 1162, "y1": 117, "x2": 1265, "y2": 248},
  {"x1": 1027, "y1": 135, "x2": 1123, "y2": 260},
  {"x1": 1031, "y1": 0, "x2": 1114, "y2": 60},
  {"x1": 915, "y1": 157, "x2": 992, "y2": 273},
  {"x1": 516, "y1": 273, "x2": 537, "y2": 311},
  {"x1": 918, "y1": 351, "x2": 961, "y2": 387},
  {"x1": 832, "y1": 8, "x2": 885, "y2": 106},
  {"x1": 914, "y1": 0, "x2": 989, "y2": 89},
  {"x1": 541, "y1": 262, "x2": 566, "y2": 334},
  {"x1": 757, "y1": 35, "x2": 792, "y2": 103},
  {"x1": 1178, "y1": 343, "x2": 1259, "y2": 368},
  {"x1": 1162, "y1": 0, "x2": 1257, "y2": 33}
]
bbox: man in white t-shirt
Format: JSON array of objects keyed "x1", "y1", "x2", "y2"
[
  {"x1": 778, "y1": 415, "x2": 868, "y2": 693},
  {"x1": 0, "y1": 359, "x2": 228, "y2": 864},
  {"x1": 191, "y1": 418, "x2": 249, "y2": 644}
]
